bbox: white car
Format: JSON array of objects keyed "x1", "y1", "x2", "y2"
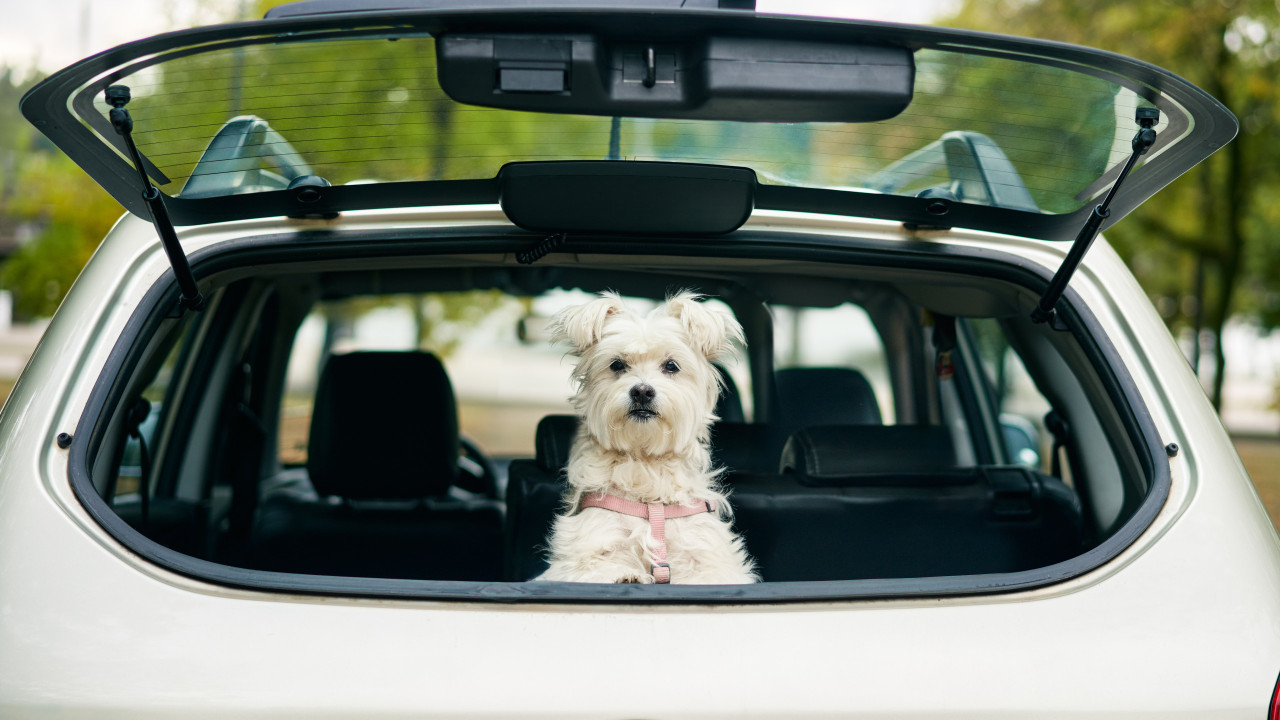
[{"x1": 5, "y1": 0, "x2": 1279, "y2": 716}]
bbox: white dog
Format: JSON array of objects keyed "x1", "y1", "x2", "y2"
[{"x1": 537, "y1": 291, "x2": 758, "y2": 584}]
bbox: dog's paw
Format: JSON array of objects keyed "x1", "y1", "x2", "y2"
[{"x1": 614, "y1": 575, "x2": 647, "y2": 584}]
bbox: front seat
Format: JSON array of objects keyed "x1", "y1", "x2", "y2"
[{"x1": 247, "y1": 351, "x2": 503, "y2": 581}]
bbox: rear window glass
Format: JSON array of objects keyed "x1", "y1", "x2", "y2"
[
  {"x1": 772, "y1": 303, "x2": 893, "y2": 423},
  {"x1": 279, "y1": 290, "x2": 745, "y2": 462},
  {"x1": 96, "y1": 35, "x2": 1168, "y2": 215},
  {"x1": 280, "y1": 290, "x2": 569, "y2": 463}
]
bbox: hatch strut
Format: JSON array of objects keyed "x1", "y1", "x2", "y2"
[
  {"x1": 1031, "y1": 107, "x2": 1159, "y2": 325},
  {"x1": 105, "y1": 86, "x2": 206, "y2": 311}
]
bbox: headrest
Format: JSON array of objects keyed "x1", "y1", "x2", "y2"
[
  {"x1": 781, "y1": 424, "x2": 958, "y2": 486},
  {"x1": 775, "y1": 367, "x2": 882, "y2": 427},
  {"x1": 535, "y1": 414, "x2": 579, "y2": 471},
  {"x1": 307, "y1": 351, "x2": 458, "y2": 500},
  {"x1": 714, "y1": 364, "x2": 745, "y2": 424}
]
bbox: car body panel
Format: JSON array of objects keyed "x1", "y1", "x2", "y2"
[
  {"x1": 1, "y1": 209, "x2": 1278, "y2": 717},
  {"x1": 5, "y1": 3, "x2": 1275, "y2": 714}
]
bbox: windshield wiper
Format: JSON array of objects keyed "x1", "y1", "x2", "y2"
[
  {"x1": 106, "y1": 85, "x2": 206, "y2": 312},
  {"x1": 1031, "y1": 106, "x2": 1159, "y2": 326}
]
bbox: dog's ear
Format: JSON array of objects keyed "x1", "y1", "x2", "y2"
[
  {"x1": 662, "y1": 291, "x2": 745, "y2": 360},
  {"x1": 552, "y1": 292, "x2": 627, "y2": 353}
]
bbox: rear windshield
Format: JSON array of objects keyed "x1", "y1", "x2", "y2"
[{"x1": 96, "y1": 33, "x2": 1172, "y2": 215}]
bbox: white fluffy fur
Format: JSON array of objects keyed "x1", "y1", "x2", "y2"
[{"x1": 536, "y1": 291, "x2": 759, "y2": 584}]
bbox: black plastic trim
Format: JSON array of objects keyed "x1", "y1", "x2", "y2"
[
  {"x1": 66, "y1": 226, "x2": 1169, "y2": 604},
  {"x1": 948, "y1": 331, "x2": 998, "y2": 466},
  {"x1": 21, "y1": 8, "x2": 1237, "y2": 242},
  {"x1": 500, "y1": 161, "x2": 755, "y2": 235},
  {"x1": 153, "y1": 286, "x2": 246, "y2": 497}
]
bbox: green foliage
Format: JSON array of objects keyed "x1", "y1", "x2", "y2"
[
  {"x1": 0, "y1": 221, "x2": 96, "y2": 319},
  {"x1": 875, "y1": 49, "x2": 1121, "y2": 213},
  {"x1": 126, "y1": 33, "x2": 615, "y2": 193},
  {"x1": 0, "y1": 68, "x2": 37, "y2": 155},
  {"x1": 0, "y1": 67, "x2": 125, "y2": 321},
  {"x1": 8, "y1": 0, "x2": 1277, "y2": 414},
  {"x1": 947, "y1": 0, "x2": 1279, "y2": 320},
  {"x1": 319, "y1": 290, "x2": 523, "y2": 359},
  {"x1": 945, "y1": 0, "x2": 1280, "y2": 407},
  {"x1": 411, "y1": 289, "x2": 519, "y2": 357}
]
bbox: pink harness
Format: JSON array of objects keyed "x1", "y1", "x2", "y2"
[{"x1": 579, "y1": 493, "x2": 716, "y2": 583}]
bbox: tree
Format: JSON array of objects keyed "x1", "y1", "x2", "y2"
[
  {"x1": 0, "y1": 66, "x2": 126, "y2": 321},
  {"x1": 947, "y1": 0, "x2": 1280, "y2": 409},
  {"x1": 0, "y1": 0, "x2": 251, "y2": 322}
]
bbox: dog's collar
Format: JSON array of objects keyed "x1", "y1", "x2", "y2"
[{"x1": 579, "y1": 493, "x2": 716, "y2": 584}]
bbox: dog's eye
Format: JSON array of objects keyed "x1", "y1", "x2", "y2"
[
  {"x1": 609, "y1": 359, "x2": 627, "y2": 373},
  {"x1": 662, "y1": 360, "x2": 680, "y2": 374}
]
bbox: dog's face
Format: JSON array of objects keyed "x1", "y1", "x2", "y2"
[{"x1": 554, "y1": 291, "x2": 743, "y2": 456}]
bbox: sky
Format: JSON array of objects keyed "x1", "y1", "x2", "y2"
[{"x1": 1, "y1": 0, "x2": 955, "y2": 76}]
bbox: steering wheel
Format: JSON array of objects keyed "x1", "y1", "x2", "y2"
[{"x1": 456, "y1": 435, "x2": 499, "y2": 498}]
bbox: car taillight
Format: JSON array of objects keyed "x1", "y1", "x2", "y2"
[{"x1": 1271, "y1": 670, "x2": 1280, "y2": 719}]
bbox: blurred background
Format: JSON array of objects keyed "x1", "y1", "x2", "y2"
[{"x1": 3, "y1": 0, "x2": 1280, "y2": 519}]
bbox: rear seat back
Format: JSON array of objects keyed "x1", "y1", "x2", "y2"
[
  {"x1": 774, "y1": 367, "x2": 882, "y2": 429},
  {"x1": 782, "y1": 424, "x2": 957, "y2": 481},
  {"x1": 714, "y1": 363, "x2": 745, "y2": 424},
  {"x1": 730, "y1": 425, "x2": 1085, "y2": 581},
  {"x1": 506, "y1": 419, "x2": 1084, "y2": 584},
  {"x1": 504, "y1": 415, "x2": 575, "y2": 580}
]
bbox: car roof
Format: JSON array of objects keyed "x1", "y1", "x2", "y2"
[{"x1": 21, "y1": 1, "x2": 1236, "y2": 241}]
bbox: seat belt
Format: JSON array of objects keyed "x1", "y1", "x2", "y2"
[
  {"x1": 125, "y1": 398, "x2": 153, "y2": 531},
  {"x1": 224, "y1": 361, "x2": 268, "y2": 553},
  {"x1": 933, "y1": 313, "x2": 957, "y2": 381},
  {"x1": 1044, "y1": 410, "x2": 1069, "y2": 479}
]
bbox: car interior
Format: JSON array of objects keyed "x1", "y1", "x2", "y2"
[
  {"x1": 25, "y1": 3, "x2": 1201, "y2": 597},
  {"x1": 91, "y1": 247, "x2": 1152, "y2": 589}
]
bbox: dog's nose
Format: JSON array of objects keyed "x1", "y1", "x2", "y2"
[{"x1": 630, "y1": 383, "x2": 656, "y2": 404}]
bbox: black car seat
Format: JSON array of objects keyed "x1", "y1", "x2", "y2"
[
  {"x1": 773, "y1": 366, "x2": 882, "y2": 428},
  {"x1": 246, "y1": 351, "x2": 503, "y2": 581},
  {"x1": 730, "y1": 424, "x2": 1085, "y2": 581},
  {"x1": 714, "y1": 363, "x2": 745, "y2": 423},
  {"x1": 503, "y1": 414, "x2": 576, "y2": 581}
]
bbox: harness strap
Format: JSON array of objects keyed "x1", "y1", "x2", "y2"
[
  {"x1": 579, "y1": 493, "x2": 715, "y2": 584},
  {"x1": 648, "y1": 502, "x2": 669, "y2": 583}
]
